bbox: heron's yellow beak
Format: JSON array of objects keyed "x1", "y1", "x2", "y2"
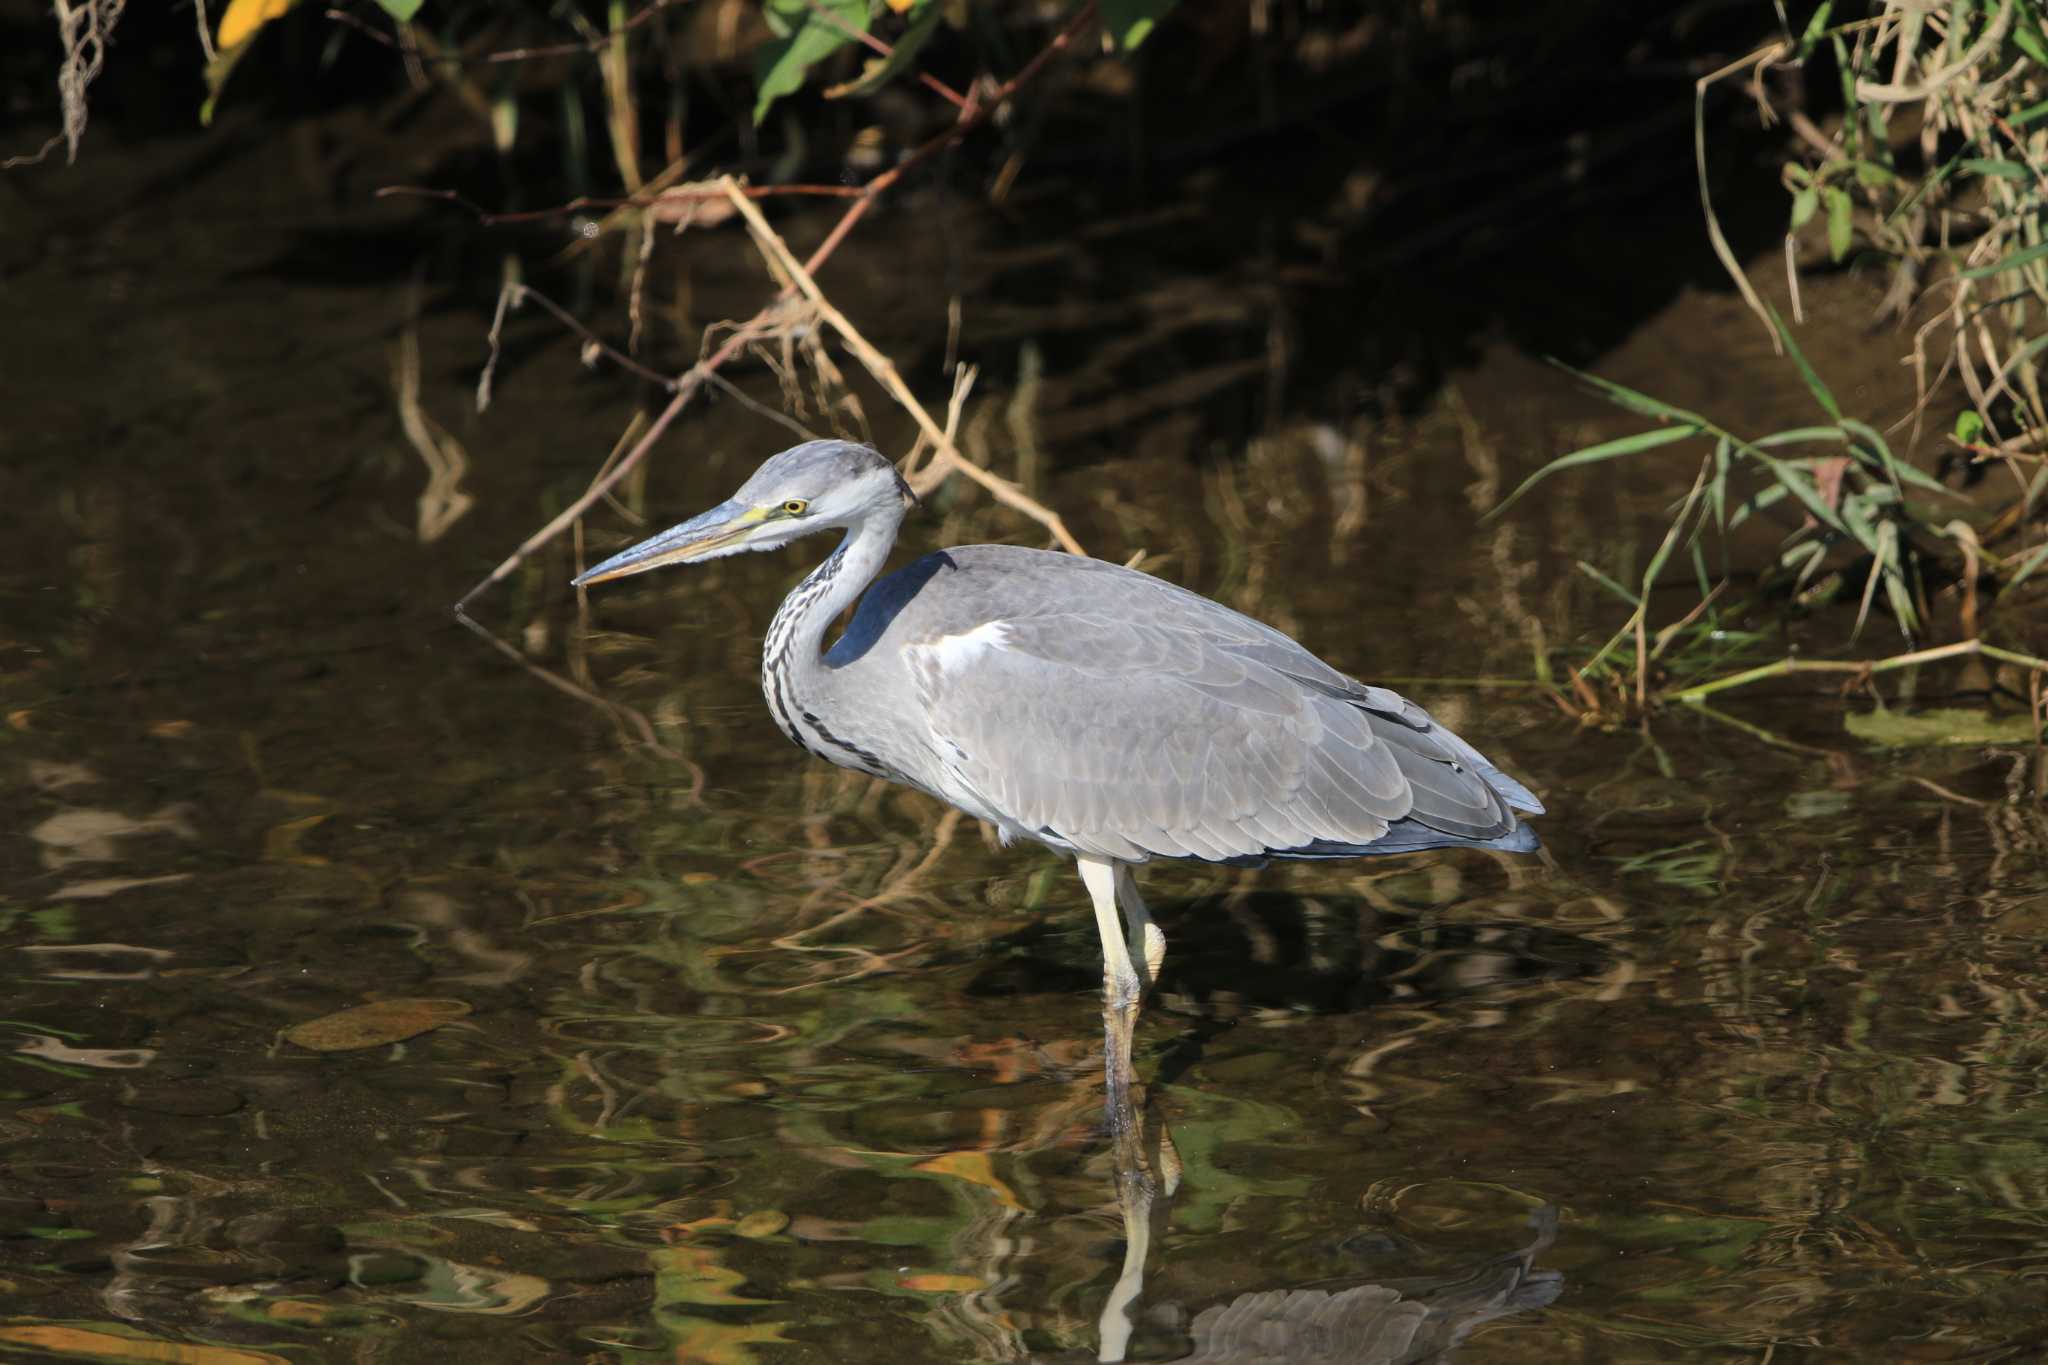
[{"x1": 572, "y1": 501, "x2": 770, "y2": 587}]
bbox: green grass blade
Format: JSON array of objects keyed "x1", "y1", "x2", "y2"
[
  {"x1": 1577, "y1": 561, "x2": 1643, "y2": 606},
  {"x1": 1489, "y1": 423, "x2": 1700, "y2": 519},
  {"x1": 1960, "y1": 240, "x2": 2048, "y2": 280},
  {"x1": 2005, "y1": 538, "x2": 2048, "y2": 592},
  {"x1": 1549, "y1": 359, "x2": 1715, "y2": 427},
  {"x1": 1765, "y1": 304, "x2": 1843, "y2": 423}
]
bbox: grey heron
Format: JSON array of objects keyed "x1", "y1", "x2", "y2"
[{"x1": 574, "y1": 440, "x2": 1543, "y2": 1116}]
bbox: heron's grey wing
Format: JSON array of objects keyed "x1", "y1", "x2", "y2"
[{"x1": 906, "y1": 611, "x2": 1525, "y2": 863}]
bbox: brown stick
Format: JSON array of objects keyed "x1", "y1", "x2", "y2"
[
  {"x1": 722, "y1": 176, "x2": 1084, "y2": 553},
  {"x1": 451, "y1": 0, "x2": 1102, "y2": 622}
]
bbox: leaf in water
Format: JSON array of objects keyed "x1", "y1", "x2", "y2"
[
  {"x1": 897, "y1": 1272, "x2": 990, "y2": 1293},
  {"x1": 15, "y1": 1036, "x2": 155, "y2": 1069},
  {"x1": 28, "y1": 761, "x2": 97, "y2": 792},
  {"x1": 30, "y1": 806, "x2": 196, "y2": 868},
  {"x1": 48, "y1": 874, "x2": 191, "y2": 902},
  {"x1": 387, "y1": 1259, "x2": 549, "y2": 1314},
  {"x1": 262, "y1": 813, "x2": 329, "y2": 864},
  {"x1": 282, "y1": 998, "x2": 471, "y2": 1052},
  {"x1": 912, "y1": 1150, "x2": 1024, "y2": 1211},
  {"x1": 653, "y1": 1246, "x2": 775, "y2": 1306},
  {"x1": 1102, "y1": 0, "x2": 1179, "y2": 48},
  {"x1": 662, "y1": 1316, "x2": 792, "y2": 1365},
  {"x1": 1846, "y1": 707, "x2": 2039, "y2": 748},
  {"x1": 733, "y1": 1210, "x2": 790, "y2": 1239},
  {"x1": 0, "y1": 1324, "x2": 289, "y2": 1364}
]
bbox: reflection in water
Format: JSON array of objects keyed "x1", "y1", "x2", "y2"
[
  {"x1": 1163, "y1": 1205, "x2": 1559, "y2": 1365},
  {"x1": 1089, "y1": 939, "x2": 1565, "y2": 1365}
]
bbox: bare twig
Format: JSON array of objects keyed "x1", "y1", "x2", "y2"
[
  {"x1": 451, "y1": 0, "x2": 1102, "y2": 624},
  {"x1": 722, "y1": 176, "x2": 1085, "y2": 553},
  {"x1": 800, "y1": 0, "x2": 968, "y2": 111},
  {"x1": 1672, "y1": 638, "x2": 2048, "y2": 704},
  {"x1": 324, "y1": 0, "x2": 692, "y2": 68}
]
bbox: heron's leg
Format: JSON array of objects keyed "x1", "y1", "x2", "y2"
[
  {"x1": 1113, "y1": 863, "x2": 1166, "y2": 996},
  {"x1": 1078, "y1": 855, "x2": 1142, "y2": 1122}
]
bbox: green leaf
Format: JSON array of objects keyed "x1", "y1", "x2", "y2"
[
  {"x1": 823, "y1": 1, "x2": 943, "y2": 100},
  {"x1": 1954, "y1": 409, "x2": 1986, "y2": 444},
  {"x1": 1549, "y1": 360, "x2": 1713, "y2": 426},
  {"x1": 1960, "y1": 239, "x2": 2048, "y2": 279},
  {"x1": 1852, "y1": 159, "x2": 1895, "y2": 188},
  {"x1": 2015, "y1": 11, "x2": 2048, "y2": 66},
  {"x1": 375, "y1": 0, "x2": 424, "y2": 20},
  {"x1": 2012, "y1": 98, "x2": 2048, "y2": 128},
  {"x1": 1790, "y1": 186, "x2": 1819, "y2": 230},
  {"x1": 754, "y1": 0, "x2": 870, "y2": 124},
  {"x1": 2004, "y1": 537, "x2": 2048, "y2": 591},
  {"x1": 1960, "y1": 157, "x2": 2032, "y2": 181},
  {"x1": 1796, "y1": 0, "x2": 1834, "y2": 58},
  {"x1": 1841, "y1": 416, "x2": 1953, "y2": 493},
  {"x1": 1728, "y1": 482, "x2": 1793, "y2": 530},
  {"x1": 1847, "y1": 706, "x2": 2040, "y2": 747},
  {"x1": 1101, "y1": 0, "x2": 1179, "y2": 49},
  {"x1": 1753, "y1": 425, "x2": 1856, "y2": 448},
  {"x1": 1760, "y1": 459, "x2": 1847, "y2": 534},
  {"x1": 1488, "y1": 422, "x2": 1701, "y2": 519},
  {"x1": 1824, "y1": 186, "x2": 1854, "y2": 261},
  {"x1": 1576, "y1": 561, "x2": 1642, "y2": 607},
  {"x1": 1765, "y1": 305, "x2": 1843, "y2": 423}
]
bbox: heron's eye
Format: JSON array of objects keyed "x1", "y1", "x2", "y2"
[{"x1": 781, "y1": 499, "x2": 809, "y2": 517}]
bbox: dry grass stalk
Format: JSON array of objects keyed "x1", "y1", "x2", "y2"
[{"x1": 718, "y1": 176, "x2": 1085, "y2": 554}]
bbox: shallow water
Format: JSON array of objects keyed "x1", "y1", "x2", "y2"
[{"x1": 4, "y1": 116, "x2": 2048, "y2": 1365}]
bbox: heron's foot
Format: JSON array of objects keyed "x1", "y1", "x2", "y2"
[{"x1": 1132, "y1": 921, "x2": 1167, "y2": 997}]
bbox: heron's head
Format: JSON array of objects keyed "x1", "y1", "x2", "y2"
[{"x1": 574, "y1": 440, "x2": 913, "y2": 588}]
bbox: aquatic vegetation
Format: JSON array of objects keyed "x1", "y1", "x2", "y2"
[{"x1": 1500, "y1": 2, "x2": 2048, "y2": 719}]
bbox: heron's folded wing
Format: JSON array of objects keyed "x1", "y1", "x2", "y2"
[{"x1": 909, "y1": 615, "x2": 1504, "y2": 863}]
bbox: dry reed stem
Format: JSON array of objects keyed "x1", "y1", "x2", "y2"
[
  {"x1": 719, "y1": 176, "x2": 1085, "y2": 554},
  {"x1": 1672, "y1": 637, "x2": 2048, "y2": 704},
  {"x1": 452, "y1": 0, "x2": 1101, "y2": 625}
]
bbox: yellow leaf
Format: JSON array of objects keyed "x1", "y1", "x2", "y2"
[
  {"x1": 651, "y1": 1246, "x2": 774, "y2": 1306},
  {"x1": 733, "y1": 1210, "x2": 789, "y2": 1239},
  {"x1": 897, "y1": 1273, "x2": 989, "y2": 1294},
  {"x1": 911, "y1": 1150, "x2": 1023, "y2": 1211},
  {"x1": 216, "y1": 0, "x2": 297, "y2": 50},
  {"x1": 264, "y1": 1300, "x2": 332, "y2": 1325},
  {"x1": 0, "y1": 1325, "x2": 288, "y2": 1365},
  {"x1": 884, "y1": 0, "x2": 916, "y2": 10},
  {"x1": 282, "y1": 998, "x2": 471, "y2": 1052},
  {"x1": 666, "y1": 1317, "x2": 791, "y2": 1365},
  {"x1": 263, "y1": 813, "x2": 329, "y2": 863}
]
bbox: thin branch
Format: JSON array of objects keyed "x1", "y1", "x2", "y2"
[
  {"x1": 800, "y1": 0, "x2": 968, "y2": 111},
  {"x1": 723, "y1": 176, "x2": 1085, "y2": 553},
  {"x1": 452, "y1": 0, "x2": 1103, "y2": 622},
  {"x1": 324, "y1": 0, "x2": 692, "y2": 68},
  {"x1": 377, "y1": 181, "x2": 861, "y2": 227}
]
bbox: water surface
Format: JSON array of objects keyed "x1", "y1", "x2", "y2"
[{"x1": 3, "y1": 118, "x2": 2045, "y2": 1364}]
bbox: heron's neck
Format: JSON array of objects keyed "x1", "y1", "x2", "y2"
[{"x1": 763, "y1": 508, "x2": 900, "y2": 685}]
